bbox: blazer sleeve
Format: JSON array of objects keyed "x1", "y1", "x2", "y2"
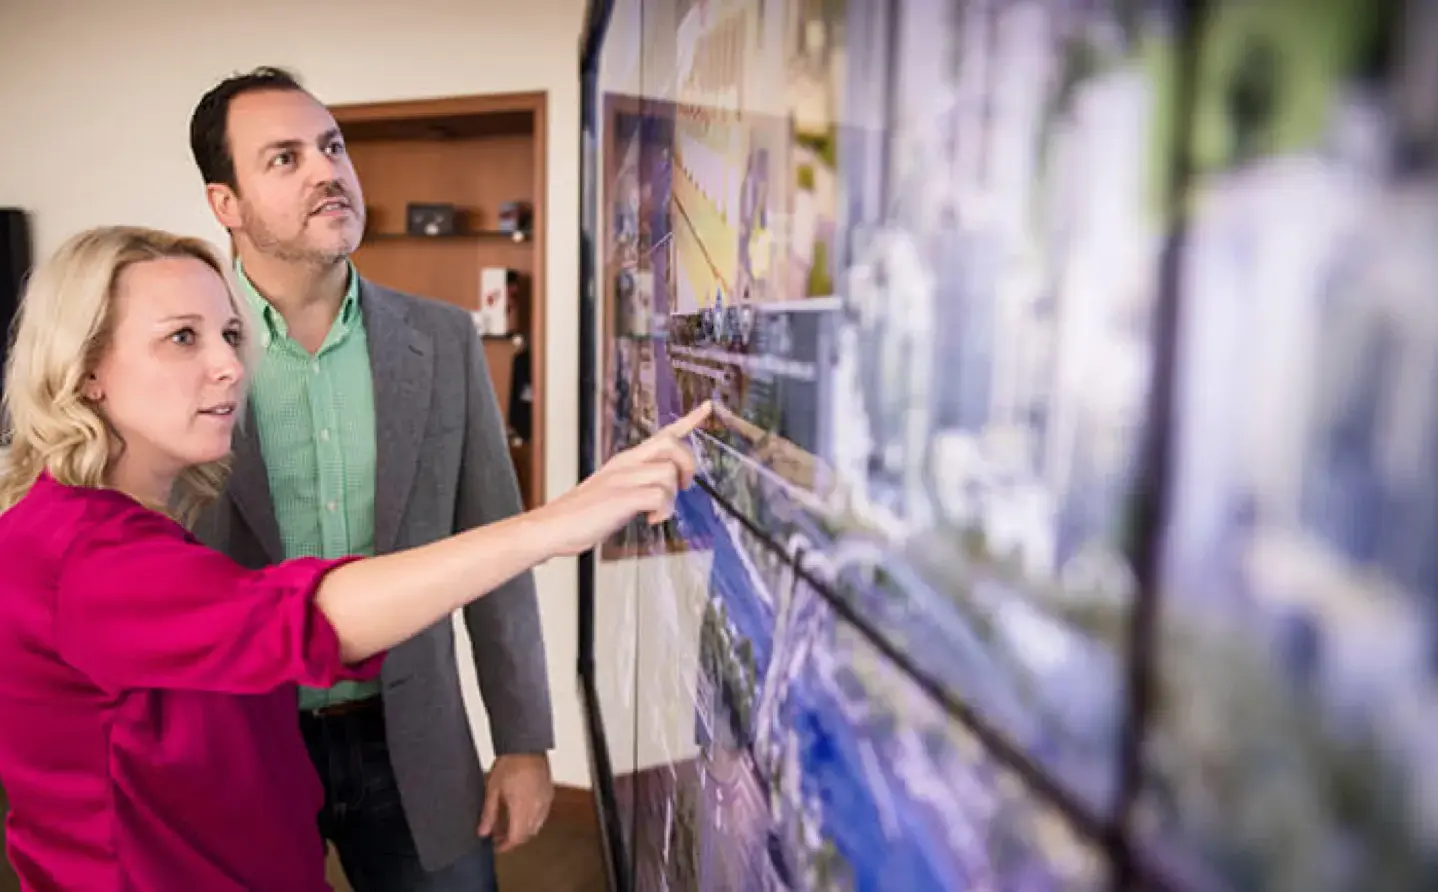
[
  {"x1": 54, "y1": 503, "x2": 383, "y2": 695},
  {"x1": 454, "y1": 320, "x2": 556, "y2": 754}
]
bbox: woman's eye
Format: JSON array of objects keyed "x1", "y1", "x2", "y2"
[
  {"x1": 223, "y1": 329, "x2": 244, "y2": 347},
  {"x1": 170, "y1": 328, "x2": 196, "y2": 346}
]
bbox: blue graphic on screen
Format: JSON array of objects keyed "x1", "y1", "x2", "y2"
[{"x1": 586, "y1": 0, "x2": 1438, "y2": 890}]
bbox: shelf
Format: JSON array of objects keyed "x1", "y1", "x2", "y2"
[
  {"x1": 332, "y1": 89, "x2": 548, "y2": 508},
  {"x1": 363, "y1": 230, "x2": 530, "y2": 244},
  {"x1": 337, "y1": 107, "x2": 534, "y2": 142}
]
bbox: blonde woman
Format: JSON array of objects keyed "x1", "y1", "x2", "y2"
[{"x1": 0, "y1": 225, "x2": 707, "y2": 891}]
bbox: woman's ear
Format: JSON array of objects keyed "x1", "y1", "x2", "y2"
[{"x1": 83, "y1": 373, "x2": 102, "y2": 402}]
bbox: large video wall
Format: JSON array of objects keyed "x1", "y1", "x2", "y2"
[{"x1": 581, "y1": 0, "x2": 1438, "y2": 889}]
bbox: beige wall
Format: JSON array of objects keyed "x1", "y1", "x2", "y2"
[{"x1": 0, "y1": 0, "x2": 592, "y2": 787}]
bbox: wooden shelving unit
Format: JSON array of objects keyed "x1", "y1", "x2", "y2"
[{"x1": 330, "y1": 92, "x2": 548, "y2": 509}]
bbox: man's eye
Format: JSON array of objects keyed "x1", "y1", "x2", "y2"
[
  {"x1": 326, "y1": 140, "x2": 346, "y2": 156},
  {"x1": 170, "y1": 328, "x2": 196, "y2": 346},
  {"x1": 270, "y1": 152, "x2": 294, "y2": 167}
]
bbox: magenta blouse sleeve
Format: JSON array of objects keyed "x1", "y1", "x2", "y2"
[{"x1": 53, "y1": 502, "x2": 385, "y2": 694}]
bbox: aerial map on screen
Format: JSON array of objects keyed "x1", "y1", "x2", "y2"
[{"x1": 584, "y1": 0, "x2": 1438, "y2": 890}]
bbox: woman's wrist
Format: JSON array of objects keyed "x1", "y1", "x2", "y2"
[{"x1": 514, "y1": 498, "x2": 579, "y2": 560}]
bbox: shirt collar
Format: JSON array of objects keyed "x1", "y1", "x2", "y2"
[{"x1": 234, "y1": 257, "x2": 361, "y2": 345}]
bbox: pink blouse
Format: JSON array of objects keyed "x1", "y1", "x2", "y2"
[{"x1": 0, "y1": 473, "x2": 383, "y2": 891}]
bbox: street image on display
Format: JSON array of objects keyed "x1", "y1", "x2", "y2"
[{"x1": 587, "y1": 0, "x2": 1438, "y2": 890}]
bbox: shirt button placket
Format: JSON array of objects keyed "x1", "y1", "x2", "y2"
[{"x1": 310, "y1": 359, "x2": 337, "y2": 553}]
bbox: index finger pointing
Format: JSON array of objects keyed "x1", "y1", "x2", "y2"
[{"x1": 664, "y1": 399, "x2": 714, "y2": 438}]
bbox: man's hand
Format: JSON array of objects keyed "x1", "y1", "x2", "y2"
[{"x1": 478, "y1": 753, "x2": 554, "y2": 853}]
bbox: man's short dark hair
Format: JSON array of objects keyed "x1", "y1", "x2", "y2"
[{"x1": 189, "y1": 66, "x2": 307, "y2": 190}]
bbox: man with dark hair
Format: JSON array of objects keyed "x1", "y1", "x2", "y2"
[{"x1": 188, "y1": 66, "x2": 555, "y2": 891}]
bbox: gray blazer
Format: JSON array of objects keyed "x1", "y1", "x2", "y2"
[{"x1": 193, "y1": 279, "x2": 554, "y2": 871}]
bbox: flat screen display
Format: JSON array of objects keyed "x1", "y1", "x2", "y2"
[
  {"x1": 1133, "y1": 1, "x2": 1438, "y2": 890},
  {"x1": 581, "y1": 0, "x2": 1438, "y2": 890}
]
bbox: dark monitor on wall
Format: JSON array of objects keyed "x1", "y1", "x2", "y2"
[{"x1": 0, "y1": 208, "x2": 32, "y2": 394}]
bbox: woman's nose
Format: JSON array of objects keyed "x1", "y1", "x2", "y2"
[{"x1": 211, "y1": 344, "x2": 244, "y2": 383}]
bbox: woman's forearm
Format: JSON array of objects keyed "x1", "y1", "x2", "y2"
[
  {"x1": 314, "y1": 511, "x2": 555, "y2": 662},
  {"x1": 311, "y1": 400, "x2": 714, "y2": 663}
]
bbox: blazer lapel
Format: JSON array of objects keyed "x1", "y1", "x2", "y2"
[
  {"x1": 227, "y1": 405, "x2": 285, "y2": 563},
  {"x1": 362, "y1": 281, "x2": 435, "y2": 554}
]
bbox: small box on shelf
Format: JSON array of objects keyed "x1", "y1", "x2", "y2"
[
  {"x1": 473, "y1": 267, "x2": 511, "y2": 336},
  {"x1": 404, "y1": 202, "x2": 458, "y2": 237},
  {"x1": 472, "y1": 267, "x2": 531, "y2": 338},
  {"x1": 497, "y1": 201, "x2": 532, "y2": 239}
]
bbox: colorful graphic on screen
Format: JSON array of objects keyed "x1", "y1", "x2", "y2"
[
  {"x1": 586, "y1": 0, "x2": 1438, "y2": 890},
  {"x1": 1133, "y1": 2, "x2": 1438, "y2": 891}
]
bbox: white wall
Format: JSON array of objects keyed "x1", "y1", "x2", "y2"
[{"x1": 0, "y1": 0, "x2": 593, "y2": 787}]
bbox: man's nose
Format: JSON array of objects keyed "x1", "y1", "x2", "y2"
[{"x1": 306, "y1": 152, "x2": 344, "y2": 187}]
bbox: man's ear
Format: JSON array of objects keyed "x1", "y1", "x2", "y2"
[{"x1": 205, "y1": 183, "x2": 243, "y2": 231}]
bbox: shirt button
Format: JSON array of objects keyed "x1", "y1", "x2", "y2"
[
  {"x1": 326, "y1": 501, "x2": 337, "y2": 513},
  {"x1": 311, "y1": 362, "x2": 320, "y2": 374},
  {"x1": 320, "y1": 428, "x2": 331, "y2": 442}
]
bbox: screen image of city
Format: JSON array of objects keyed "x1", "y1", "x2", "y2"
[{"x1": 581, "y1": 0, "x2": 1438, "y2": 890}]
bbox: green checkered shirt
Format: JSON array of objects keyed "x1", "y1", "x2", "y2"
[{"x1": 236, "y1": 260, "x2": 381, "y2": 712}]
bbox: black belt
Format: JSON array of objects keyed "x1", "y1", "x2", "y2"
[{"x1": 305, "y1": 695, "x2": 382, "y2": 719}]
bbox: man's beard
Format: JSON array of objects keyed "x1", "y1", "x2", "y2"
[{"x1": 239, "y1": 203, "x2": 358, "y2": 266}]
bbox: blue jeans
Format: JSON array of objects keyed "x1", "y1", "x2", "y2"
[{"x1": 300, "y1": 700, "x2": 498, "y2": 892}]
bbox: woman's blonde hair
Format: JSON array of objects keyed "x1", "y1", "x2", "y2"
[{"x1": 0, "y1": 225, "x2": 255, "y2": 525}]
